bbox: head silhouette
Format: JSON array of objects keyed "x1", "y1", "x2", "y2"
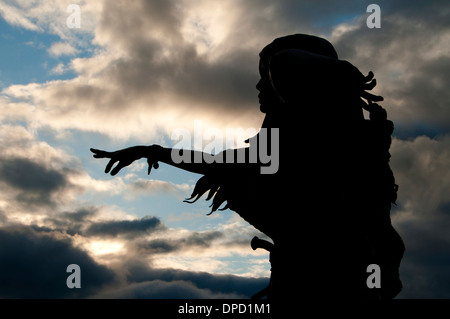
[
  {"x1": 260, "y1": 34, "x2": 338, "y2": 65},
  {"x1": 256, "y1": 34, "x2": 339, "y2": 113}
]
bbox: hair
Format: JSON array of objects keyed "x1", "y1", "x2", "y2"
[
  {"x1": 258, "y1": 33, "x2": 366, "y2": 121},
  {"x1": 259, "y1": 34, "x2": 338, "y2": 66}
]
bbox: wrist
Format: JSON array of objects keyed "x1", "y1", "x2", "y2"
[{"x1": 146, "y1": 144, "x2": 164, "y2": 160}]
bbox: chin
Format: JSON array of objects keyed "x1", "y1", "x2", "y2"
[{"x1": 259, "y1": 103, "x2": 270, "y2": 113}]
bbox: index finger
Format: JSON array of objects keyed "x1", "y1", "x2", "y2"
[{"x1": 90, "y1": 148, "x2": 113, "y2": 158}]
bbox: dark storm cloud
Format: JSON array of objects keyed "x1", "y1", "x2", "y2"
[
  {"x1": 329, "y1": 0, "x2": 450, "y2": 137},
  {"x1": 0, "y1": 226, "x2": 115, "y2": 298},
  {"x1": 251, "y1": 0, "x2": 365, "y2": 31},
  {"x1": 62, "y1": 207, "x2": 97, "y2": 222},
  {"x1": 98, "y1": 259, "x2": 268, "y2": 298},
  {"x1": 128, "y1": 262, "x2": 268, "y2": 297},
  {"x1": 104, "y1": 279, "x2": 235, "y2": 298},
  {"x1": 44, "y1": 207, "x2": 99, "y2": 236},
  {"x1": 0, "y1": 156, "x2": 73, "y2": 207},
  {"x1": 389, "y1": 136, "x2": 450, "y2": 298},
  {"x1": 387, "y1": 57, "x2": 450, "y2": 136},
  {"x1": 87, "y1": 0, "x2": 450, "y2": 133},
  {"x1": 85, "y1": 215, "x2": 163, "y2": 238},
  {"x1": 375, "y1": 0, "x2": 450, "y2": 23},
  {"x1": 138, "y1": 230, "x2": 223, "y2": 254},
  {"x1": 168, "y1": 51, "x2": 258, "y2": 111},
  {"x1": 5, "y1": 0, "x2": 449, "y2": 137},
  {"x1": 102, "y1": 40, "x2": 257, "y2": 115},
  {"x1": 390, "y1": 137, "x2": 450, "y2": 219},
  {"x1": 397, "y1": 219, "x2": 450, "y2": 298},
  {"x1": 0, "y1": 205, "x2": 265, "y2": 298},
  {"x1": 98, "y1": 0, "x2": 182, "y2": 44},
  {"x1": 99, "y1": 278, "x2": 264, "y2": 299},
  {"x1": 0, "y1": 157, "x2": 66, "y2": 193},
  {"x1": 92, "y1": 0, "x2": 261, "y2": 116}
]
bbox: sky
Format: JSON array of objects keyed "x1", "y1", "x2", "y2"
[{"x1": 0, "y1": 0, "x2": 449, "y2": 299}]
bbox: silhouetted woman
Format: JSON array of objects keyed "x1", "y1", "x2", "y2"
[{"x1": 91, "y1": 34, "x2": 404, "y2": 300}]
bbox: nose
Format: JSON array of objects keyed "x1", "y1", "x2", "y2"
[{"x1": 256, "y1": 79, "x2": 262, "y2": 91}]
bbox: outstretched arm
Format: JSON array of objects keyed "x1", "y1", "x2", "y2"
[{"x1": 90, "y1": 145, "x2": 258, "y2": 176}]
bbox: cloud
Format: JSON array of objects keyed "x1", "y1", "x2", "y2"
[
  {"x1": 0, "y1": 172, "x2": 268, "y2": 299},
  {"x1": 0, "y1": 157, "x2": 69, "y2": 207},
  {"x1": 0, "y1": 125, "x2": 87, "y2": 212},
  {"x1": 0, "y1": 225, "x2": 115, "y2": 298},
  {"x1": 1, "y1": 0, "x2": 267, "y2": 141},
  {"x1": 97, "y1": 279, "x2": 233, "y2": 298},
  {"x1": 0, "y1": 0, "x2": 100, "y2": 37},
  {"x1": 43, "y1": 207, "x2": 99, "y2": 236},
  {"x1": 0, "y1": 211, "x2": 268, "y2": 298},
  {"x1": 0, "y1": 213, "x2": 267, "y2": 298},
  {"x1": 48, "y1": 42, "x2": 79, "y2": 57},
  {"x1": 0, "y1": 124, "x2": 188, "y2": 215},
  {"x1": 0, "y1": 2, "x2": 41, "y2": 31},
  {"x1": 329, "y1": 0, "x2": 450, "y2": 137},
  {"x1": 390, "y1": 136, "x2": 450, "y2": 218},
  {"x1": 398, "y1": 224, "x2": 450, "y2": 298},
  {"x1": 96, "y1": 258, "x2": 268, "y2": 298},
  {"x1": 85, "y1": 216, "x2": 163, "y2": 238},
  {"x1": 2, "y1": 0, "x2": 449, "y2": 140},
  {"x1": 4, "y1": 0, "x2": 447, "y2": 145},
  {"x1": 389, "y1": 136, "x2": 450, "y2": 298},
  {"x1": 128, "y1": 179, "x2": 191, "y2": 199},
  {"x1": 137, "y1": 230, "x2": 223, "y2": 254},
  {"x1": 50, "y1": 62, "x2": 67, "y2": 75},
  {"x1": 96, "y1": 278, "x2": 256, "y2": 299}
]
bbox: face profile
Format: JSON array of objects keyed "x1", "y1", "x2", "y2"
[{"x1": 256, "y1": 60, "x2": 285, "y2": 113}]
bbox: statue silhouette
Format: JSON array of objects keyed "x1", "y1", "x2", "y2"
[{"x1": 91, "y1": 34, "x2": 405, "y2": 300}]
